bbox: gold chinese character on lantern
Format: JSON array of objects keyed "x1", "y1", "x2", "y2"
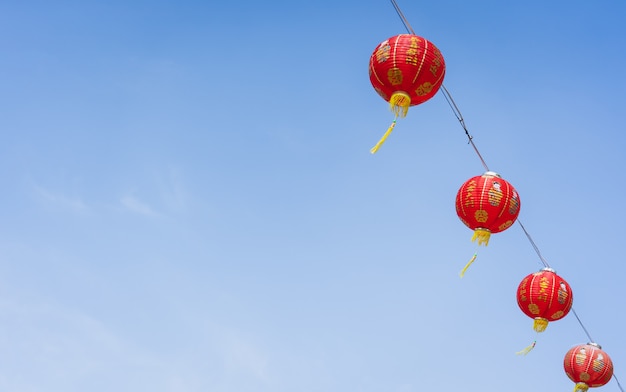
[{"x1": 387, "y1": 67, "x2": 403, "y2": 85}]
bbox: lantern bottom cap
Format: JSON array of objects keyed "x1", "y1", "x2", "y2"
[
  {"x1": 574, "y1": 382, "x2": 590, "y2": 392},
  {"x1": 389, "y1": 92, "x2": 411, "y2": 118},
  {"x1": 471, "y1": 228, "x2": 491, "y2": 246},
  {"x1": 533, "y1": 317, "x2": 549, "y2": 332}
]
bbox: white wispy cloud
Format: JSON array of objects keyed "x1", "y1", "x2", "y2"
[
  {"x1": 120, "y1": 194, "x2": 160, "y2": 217},
  {"x1": 30, "y1": 182, "x2": 89, "y2": 214},
  {"x1": 0, "y1": 298, "x2": 163, "y2": 391},
  {"x1": 157, "y1": 166, "x2": 188, "y2": 213},
  {"x1": 0, "y1": 295, "x2": 277, "y2": 392},
  {"x1": 119, "y1": 166, "x2": 189, "y2": 218}
]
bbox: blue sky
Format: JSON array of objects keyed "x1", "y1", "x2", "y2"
[{"x1": 0, "y1": 1, "x2": 625, "y2": 391}]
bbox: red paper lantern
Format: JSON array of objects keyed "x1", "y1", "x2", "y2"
[
  {"x1": 564, "y1": 343, "x2": 614, "y2": 392},
  {"x1": 368, "y1": 34, "x2": 445, "y2": 153},
  {"x1": 455, "y1": 171, "x2": 521, "y2": 246},
  {"x1": 516, "y1": 267, "x2": 573, "y2": 332}
]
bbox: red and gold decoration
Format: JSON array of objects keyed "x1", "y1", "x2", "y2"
[
  {"x1": 516, "y1": 267, "x2": 573, "y2": 332},
  {"x1": 564, "y1": 343, "x2": 614, "y2": 392},
  {"x1": 455, "y1": 171, "x2": 520, "y2": 276},
  {"x1": 368, "y1": 34, "x2": 445, "y2": 153},
  {"x1": 455, "y1": 171, "x2": 520, "y2": 246}
]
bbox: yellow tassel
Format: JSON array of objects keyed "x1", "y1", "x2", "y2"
[
  {"x1": 574, "y1": 382, "x2": 589, "y2": 392},
  {"x1": 389, "y1": 92, "x2": 411, "y2": 118},
  {"x1": 516, "y1": 340, "x2": 536, "y2": 356},
  {"x1": 459, "y1": 253, "x2": 477, "y2": 278},
  {"x1": 370, "y1": 119, "x2": 397, "y2": 154},
  {"x1": 533, "y1": 318, "x2": 549, "y2": 332},
  {"x1": 471, "y1": 229, "x2": 491, "y2": 246}
]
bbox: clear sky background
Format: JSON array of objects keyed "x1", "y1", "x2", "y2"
[{"x1": 0, "y1": 1, "x2": 625, "y2": 391}]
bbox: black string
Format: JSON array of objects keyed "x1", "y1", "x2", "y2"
[
  {"x1": 390, "y1": 0, "x2": 415, "y2": 35},
  {"x1": 440, "y1": 85, "x2": 490, "y2": 172},
  {"x1": 517, "y1": 219, "x2": 551, "y2": 269},
  {"x1": 571, "y1": 308, "x2": 595, "y2": 344},
  {"x1": 614, "y1": 375, "x2": 625, "y2": 392}
]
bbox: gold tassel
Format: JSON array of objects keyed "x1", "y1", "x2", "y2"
[
  {"x1": 459, "y1": 253, "x2": 477, "y2": 278},
  {"x1": 370, "y1": 118, "x2": 397, "y2": 154},
  {"x1": 471, "y1": 228, "x2": 491, "y2": 246},
  {"x1": 370, "y1": 92, "x2": 411, "y2": 154},
  {"x1": 574, "y1": 382, "x2": 589, "y2": 392},
  {"x1": 533, "y1": 318, "x2": 549, "y2": 332},
  {"x1": 516, "y1": 340, "x2": 536, "y2": 356},
  {"x1": 389, "y1": 92, "x2": 411, "y2": 118}
]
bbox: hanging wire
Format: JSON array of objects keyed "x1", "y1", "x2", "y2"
[
  {"x1": 387, "y1": 1, "x2": 624, "y2": 391},
  {"x1": 571, "y1": 308, "x2": 595, "y2": 344},
  {"x1": 390, "y1": 0, "x2": 415, "y2": 35},
  {"x1": 614, "y1": 375, "x2": 625, "y2": 392},
  {"x1": 517, "y1": 219, "x2": 551, "y2": 269},
  {"x1": 440, "y1": 85, "x2": 490, "y2": 172},
  {"x1": 390, "y1": 0, "x2": 489, "y2": 172}
]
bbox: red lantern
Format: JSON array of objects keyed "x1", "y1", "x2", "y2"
[
  {"x1": 368, "y1": 34, "x2": 445, "y2": 153},
  {"x1": 455, "y1": 171, "x2": 520, "y2": 246},
  {"x1": 564, "y1": 343, "x2": 614, "y2": 392},
  {"x1": 516, "y1": 267, "x2": 573, "y2": 332}
]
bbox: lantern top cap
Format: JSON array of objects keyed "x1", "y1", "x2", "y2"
[
  {"x1": 541, "y1": 267, "x2": 556, "y2": 273},
  {"x1": 482, "y1": 171, "x2": 501, "y2": 178},
  {"x1": 588, "y1": 342, "x2": 602, "y2": 349}
]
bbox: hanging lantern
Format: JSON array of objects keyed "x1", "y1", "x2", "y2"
[
  {"x1": 455, "y1": 171, "x2": 521, "y2": 246},
  {"x1": 455, "y1": 171, "x2": 521, "y2": 277},
  {"x1": 564, "y1": 343, "x2": 614, "y2": 392},
  {"x1": 368, "y1": 34, "x2": 445, "y2": 153},
  {"x1": 516, "y1": 267, "x2": 573, "y2": 332}
]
